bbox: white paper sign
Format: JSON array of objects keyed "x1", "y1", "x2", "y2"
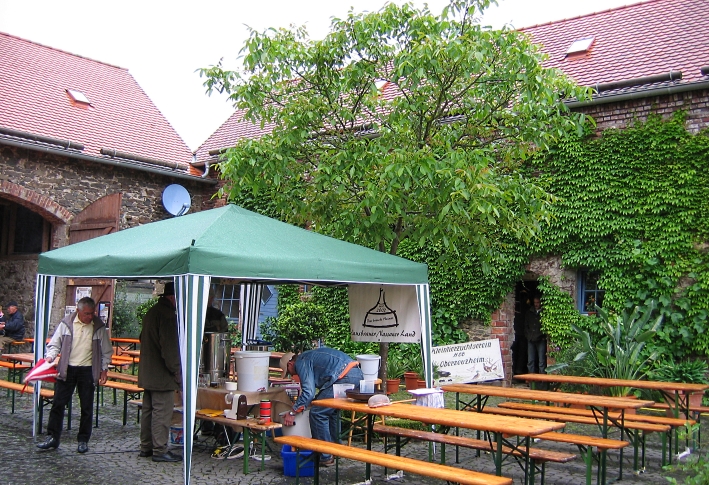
[
  {"x1": 348, "y1": 284, "x2": 420, "y2": 343},
  {"x1": 75, "y1": 287, "x2": 92, "y2": 301},
  {"x1": 431, "y1": 339, "x2": 504, "y2": 385}
]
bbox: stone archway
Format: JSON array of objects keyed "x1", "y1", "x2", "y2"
[{"x1": 0, "y1": 180, "x2": 72, "y2": 225}]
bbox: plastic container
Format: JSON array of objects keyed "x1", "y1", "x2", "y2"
[
  {"x1": 356, "y1": 354, "x2": 381, "y2": 380},
  {"x1": 281, "y1": 445, "x2": 315, "y2": 477},
  {"x1": 278, "y1": 408, "x2": 312, "y2": 438},
  {"x1": 169, "y1": 425, "x2": 184, "y2": 445},
  {"x1": 359, "y1": 380, "x2": 375, "y2": 393},
  {"x1": 234, "y1": 351, "x2": 270, "y2": 392},
  {"x1": 333, "y1": 383, "x2": 355, "y2": 398}
]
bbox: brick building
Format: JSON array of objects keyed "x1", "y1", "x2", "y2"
[
  {"x1": 0, "y1": 32, "x2": 218, "y2": 337},
  {"x1": 493, "y1": 0, "x2": 709, "y2": 380},
  {"x1": 194, "y1": 0, "x2": 709, "y2": 382}
]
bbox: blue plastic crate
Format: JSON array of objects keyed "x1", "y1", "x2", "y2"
[{"x1": 281, "y1": 445, "x2": 315, "y2": 477}]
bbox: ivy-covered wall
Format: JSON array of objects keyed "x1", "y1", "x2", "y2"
[
  {"x1": 531, "y1": 112, "x2": 709, "y2": 359},
  {"x1": 243, "y1": 90, "x2": 709, "y2": 381}
]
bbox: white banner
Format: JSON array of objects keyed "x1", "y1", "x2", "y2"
[
  {"x1": 431, "y1": 339, "x2": 504, "y2": 385},
  {"x1": 348, "y1": 284, "x2": 420, "y2": 343}
]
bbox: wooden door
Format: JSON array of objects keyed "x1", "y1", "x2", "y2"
[{"x1": 65, "y1": 194, "x2": 122, "y2": 328}]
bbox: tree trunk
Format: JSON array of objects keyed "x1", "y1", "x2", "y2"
[{"x1": 379, "y1": 342, "x2": 388, "y2": 381}]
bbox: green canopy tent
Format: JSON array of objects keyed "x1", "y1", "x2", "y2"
[{"x1": 34, "y1": 204, "x2": 431, "y2": 485}]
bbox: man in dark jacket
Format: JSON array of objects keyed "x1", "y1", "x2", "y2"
[
  {"x1": 138, "y1": 282, "x2": 183, "y2": 463},
  {"x1": 524, "y1": 296, "x2": 546, "y2": 374},
  {"x1": 1, "y1": 301, "x2": 25, "y2": 341}
]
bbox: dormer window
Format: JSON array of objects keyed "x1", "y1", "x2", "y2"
[
  {"x1": 566, "y1": 36, "x2": 594, "y2": 56},
  {"x1": 66, "y1": 89, "x2": 90, "y2": 105}
]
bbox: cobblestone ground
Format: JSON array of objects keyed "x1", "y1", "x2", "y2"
[{"x1": 0, "y1": 379, "x2": 695, "y2": 485}]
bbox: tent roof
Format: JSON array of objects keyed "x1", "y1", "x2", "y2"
[{"x1": 38, "y1": 204, "x2": 428, "y2": 285}]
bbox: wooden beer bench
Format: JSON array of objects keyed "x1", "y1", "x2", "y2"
[
  {"x1": 95, "y1": 380, "x2": 143, "y2": 426},
  {"x1": 481, "y1": 405, "x2": 669, "y2": 470},
  {"x1": 373, "y1": 423, "x2": 575, "y2": 485},
  {"x1": 0, "y1": 379, "x2": 56, "y2": 432},
  {"x1": 274, "y1": 435, "x2": 512, "y2": 485},
  {"x1": 195, "y1": 412, "x2": 282, "y2": 475}
]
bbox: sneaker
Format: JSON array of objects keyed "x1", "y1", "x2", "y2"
[
  {"x1": 250, "y1": 454, "x2": 271, "y2": 462},
  {"x1": 211, "y1": 447, "x2": 228, "y2": 459},
  {"x1": 226, "y1": 447, "x2": 244, "y2": 459},
  {"x1": 319, "y1": 457, "x2": 336, "y2": 467}
]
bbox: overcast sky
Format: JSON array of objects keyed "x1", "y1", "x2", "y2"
[{"x1": 0, "y1": 0, "x2": 641, "y2": 151}]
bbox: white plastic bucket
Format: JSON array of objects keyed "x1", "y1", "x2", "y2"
[
  {"x1": 234, "y1": 351, "x2": 270, "y2": 392},
  {"x1": 333, "y1": 383, "x2": 355, "y2": 398},
  {"x1": 279, "y1": 408, "x2": 312, "y2": 438},
  {"x1": 169, "y1": 425, "x2": 184, "y2": 445},
  {"x1": 356, "y1": 354, "x2": 381, "y2": 380}
]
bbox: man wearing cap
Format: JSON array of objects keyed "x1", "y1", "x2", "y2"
[
  {"x1": 37, "y1": 297, "x2": 113, "y2": 453},
  {"x1": 138, "y1": 281, "x2": 183, "y2": 463},
  {"x1": 0, "y1": 300, "x2": 25, "y2": 342},
  {"x1": 284, "y1": 347, "x2": 363, "y2": 467}
]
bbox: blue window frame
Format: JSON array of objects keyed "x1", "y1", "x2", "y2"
[{"x1": 578, "y1": 271, "x2": 604, "y2": 313}]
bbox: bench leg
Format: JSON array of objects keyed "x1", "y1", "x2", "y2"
[
  {"x1": 581, "y1": 446, "x2": 591, "y2": 485},
  {"x1": 95, "y1": 386, "x2": 100, "y2": 428}
]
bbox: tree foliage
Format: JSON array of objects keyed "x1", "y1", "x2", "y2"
[{"x1": 200, "y1": 0, "x2": 590, "y2": 263}]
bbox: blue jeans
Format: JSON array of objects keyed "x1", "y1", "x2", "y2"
[
  {"x1": 309, "y1": 367, "x2": 364, "y2": 460},
  {"x1": 527, "y1": 339, "x2": 547, "y2": 374}
]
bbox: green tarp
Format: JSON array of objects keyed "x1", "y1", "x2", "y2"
[
  {"x1": 37, "y1": 204, "x2": 428, "y2": 284},
  {"x1": 34, "y1": 204, "x2": 431, "y2": 485}
]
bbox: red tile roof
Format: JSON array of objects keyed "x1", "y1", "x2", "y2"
[
  {"x1": 0, "y1": 32, "x2": 195, "y2": 173},
  {"x1": 195, "y1": 0, "x2": 709, "y2": 162},
  {"x1": 519, "y1": 0, "x2": 708, "y2": 87},
  {"x1": 194, "y1": 108, "x2": 276, "y2": 164}
]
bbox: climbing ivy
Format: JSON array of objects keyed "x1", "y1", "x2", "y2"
[
  {"x1": 397, "y1": 239, "x2": 530, "y2": 345},
  {"x1": 240, "y1": 111, "x2": 709, "y2": 364},
  {"x1": 531, "y1": 113, "x2": 709, "y2": 359}
]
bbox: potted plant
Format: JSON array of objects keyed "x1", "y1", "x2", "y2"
[
  {"x1": 403, "y1": 353, "x2": 423, "y2": 391},
  {"x1": 650, "y1": 359, "x2": 708, "y2": 408},
  {"x1": 385, "y1": 356, "x2": 405, "y2": 394}
]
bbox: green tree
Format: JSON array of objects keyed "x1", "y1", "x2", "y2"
[{"x1": 201, "y1": 0, "x2": 590, "y2": 374}]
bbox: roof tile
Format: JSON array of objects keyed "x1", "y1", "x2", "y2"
[{"x1": 0, "y1": 32, "x2": 194, "y2": 172}]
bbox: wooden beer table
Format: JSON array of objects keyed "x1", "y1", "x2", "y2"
[
  {"x1": 314, "y1": 397, "x2": 564, "y2": 484},
  {"x1": 442, "y1": 383, "x2": 653, "y2": 484}
]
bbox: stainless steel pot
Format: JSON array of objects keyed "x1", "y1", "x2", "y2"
[{"x1": 201, "y1": 332, "x2": 231, "y2": 385}]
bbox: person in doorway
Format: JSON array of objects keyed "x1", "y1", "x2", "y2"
[
  {"x1": 284, "y1": 347, "x2": 363, "y2": 467},
  {"x1": 138, "y1": 281, "x2": 183, "y2": 463},
  {"x1": 37, "y1": 297, "x2": 113, "y2": 453},
  {"x1": 525, "y1": 296, "x2": 546, "y2": 374}
]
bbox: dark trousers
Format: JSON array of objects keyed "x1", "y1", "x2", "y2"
[
  {"x1": 527, "y1": 339, "x2": 547, "y2": 374},
  {"x1": 47, "y1": 366, "x2": 95, "y2": 443},
  {"x1": 140, "y1": 389, "x2": 175, "y2": 455}
]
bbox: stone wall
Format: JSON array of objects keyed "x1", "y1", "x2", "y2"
[{"x1": 0, "y1": 145, "x2": 221, "y2": 331}]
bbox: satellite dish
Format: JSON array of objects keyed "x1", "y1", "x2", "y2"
[{"x1": 162, "y1": 184, "x2": 191, "y2": 216}]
